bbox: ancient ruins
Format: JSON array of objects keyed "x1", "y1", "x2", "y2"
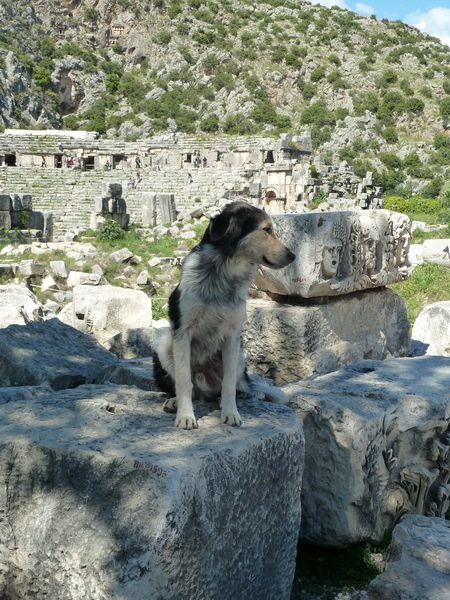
[{"x1": 0, "y1": 129, "x2": 381, "y2": 241}]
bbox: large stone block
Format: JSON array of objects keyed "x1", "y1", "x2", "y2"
[
  {"x1": 12, "y1": 194, "x2": 32, "y2": 211},
  {"x1": 62, "y1": 284, "x2": 152, "y2": 345},
  {"x1": 0, "y1": 194, "x2": 11, "y2": 211},
  {"x1": 0, "y1": 211, "x2": 11, "y2": 230},
  {"x1": 412, "y1": 301, "x2": 450, "y2": 357},
  {"x1": 141, "y1": 192, "x2": 157, "y2": 227},
  {"x1": 243, "y1": 290, "x2": 410, "y2": 384},
  {"x1": 368, "y1": 515, "x2": 450, "y2": 600},
  {"x1": 0, "y1": 386, "x2": 303, "y2": 600},
  {"x1": 0, "y1": 318, "x2": 117, "y2": 389},
  {"x1": 255, "y1": 210, "x2": 411, "y2": 298},
  {"x1": 0, "y1": 285, "x2": 42, "y2": 328},
  {"x1": 103, "y1": 182, "x2": 122, "y2": 198},
  {"x1": 284, "y1": 356, "x2": 450, "y2": 547},
  {"x1": 158, "y1": 193, "x2": 176, "y2": 225},
  {"x1": 422, "y1": 238, "x2": 450, "y2": 267}
]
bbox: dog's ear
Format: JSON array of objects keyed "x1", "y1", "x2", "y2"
[{"x1": 208, "y1": 211, "x2": 241, "y2": 242}]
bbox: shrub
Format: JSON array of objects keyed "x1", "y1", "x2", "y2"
[
  {"x1": 439, "y1": 98, "x2": 450, "y2": 126},
  {"x1": 379, "y1": 69, "x2": 398, "y2": 87},
  {"x1": 32, "y1": 66, "x2": 52, "y2": 89},
  {"x1": 381, "y1": 126, "x2": 398, "y2": 143},
  {"x1": 223, "y1": 113, "x2": 255, "y2": 134},
  {"x1": 298, "y1": 81, "x2": 316, "y2": 100},
  {"x1": 202, "y1": 53, "x2": 219, "y2": 74},
  {"x1": 200, "y1": 114, "x2": 219, "y2": 132},
  {"x1": 310, "y1": 66, "x2": 326, "y2": 82},
  {"x1": 443, "y1": 80, "x2": 450, "y2": 94},
  {"x1": 352, "y1": 159, "x2": 373, "y2": 178},
  {"x1": 154, "y1": 31, "x2": 172, "y2": 45},
  {"x1": 383, "y1": 195, "x2": 446, "y2": 217},
  {"x1": 380, "y1": 152, "x2": 403, "y2": 170},
  {"x1": 98, "y1": 219, "x2": 125, "y2": 241},
  {"x1": 422, "y1": 178, "x2": 443, "y2": 199},
  {"x1": 300, "y1": 101, "x2": 335, "y2": 127},
  {"x1": 404, "y1": 97, "x2": 424, "y2": 114},
  {"x1": 105, "y1": 73, "x2": 120, "y2": 93}
]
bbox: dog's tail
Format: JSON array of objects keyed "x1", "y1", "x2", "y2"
[{"x1": 247, "y1": 374, "x2": 288, "y2": 405}]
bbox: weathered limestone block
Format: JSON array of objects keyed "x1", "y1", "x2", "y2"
[
  {"x1": 11, "y1": 194, "x2": 32, "y2": 211},
  {"x1": 255, "y1": 210, "x2": 411, "y2": 298},
  {"x1": 422, "y1": 238, "x2": 450, "y2": 267},
  {"x1": 0, "y1": 285, "x2": 42, "y2": 328},
  {"x1": 66, "y1": 271, "x2": 101, "y2": 288},
  {"x1": 108, "y1": 247, "x2": 133, "y2": 263},
  {"x1": 0, "y1": 194, "x2": 11, "y2": 211},
  {"x1": 243, "y1": 290, "x2": 410, "y2": 384},
  {"x1": 412, "y1": 301, "x2": 450, "y2": 356},
  {"x1": 18, "y1": 260, "x2": 45, "y2": 277},
  {"x1": 107, "y1": 327, "x2": 155, "y2": 359},
  {"x1": 283, "y1": 356, "x2": 450, "y2": 547},
  {"x1": 368, "y1": 516, "x2": 450, "y2": 600},
  {"x1": 49, "y1": 259, "x2": 68, "y2": 279},
  {"x1": 141, "y1": 192, "x2": 157, "y2": 227},
  {"x1": 0, "y1": 211, "x2": 11, "y2": 230},
  {"x1": 94, "y1": 197, "x2": 108, "y2": 213},
  {"x1": 103, "y1": 182, "x2": 122, "y2": 198},
  {"x1": 95, "y1": 357, "x2": 157, "y2": 390},
  {"x1": 0, "y1": 319, "x2": 117, "y2": 388},
  {"x1": 60, "y1": 284, "x2": 152, "y2": 346},
  {"x1": 158, "y1": 193, "x2": 176, "y2": 225},
  {"x1": 0, "y1": 386, "x2": 303, "y2": 600}
]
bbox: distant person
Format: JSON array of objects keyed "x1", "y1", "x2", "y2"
[
  {"x1": 105, "y1": 159, "x2": 112, "y2": 171},
  {"x1": 128, "y1": 176, "x2": 136, "y2": 189},
  {"x1": 203, "y1": 157, "x2": 207, "y2": 167},
  {"x1": 135, "y1": 156, "x2": 142, "y2": 169},
  {"x1": 187, "y1": 172, "x2": 193, "y2": 184},
  {"x1": 41, "y1": 156, "x2": 46, "y2": 168}
]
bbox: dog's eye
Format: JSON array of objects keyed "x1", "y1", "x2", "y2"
[{"x1": 264, "y1": 226, "x2": 273, "y2": 235}]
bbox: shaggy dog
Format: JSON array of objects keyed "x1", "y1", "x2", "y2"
[{"x1": 153, "y1": 201, "x2": 295, "y2": 429}]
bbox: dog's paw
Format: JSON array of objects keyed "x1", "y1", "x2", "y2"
[
  {"x1": 174, "y1": 413, "x2": 198, "y2": 430},
  {"x1": 222, "y1": 409, "x2": 243, "y2": 427},
  {"x1": 163, "y1": 397, "x2": 177, "y2": 413}
]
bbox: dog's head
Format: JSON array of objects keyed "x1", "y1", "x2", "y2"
[{"x1": 203, "y1": 201, "x2": 295, "y2": 269}]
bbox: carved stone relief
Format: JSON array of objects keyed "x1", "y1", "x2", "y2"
[{"x1": 255, "y1": 210, "x2": 412, "y2": 298}]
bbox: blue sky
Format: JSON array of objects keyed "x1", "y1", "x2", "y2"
[{"x1": 309, "y1": 0, "x2": 450, "y2": 46}]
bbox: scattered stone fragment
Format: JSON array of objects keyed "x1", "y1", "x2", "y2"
[
  {"x1": 136, "y1": 270, "x2": 148, "y2": 285},
  {"x1": 412, "y1": 301, "x2": 450, "y2": 356},
  {"x1": 49, "y1": 260, "x2": 68, "y2": 279},
  {"x1": 18, "y1": 260, "x2": 45, "y2": 277},
  {"x1": 108, "y1": 247, "x2": 134, "y2": 263},
  {"x1": 0, "y1": 285, "x2": 42, "y2": 328},
  {"x1": 66, "y1": 271, "x2": 101, "y2": 288},
  {"x1": 368, "y1": 515, "x2": 450, "y2": 600}
]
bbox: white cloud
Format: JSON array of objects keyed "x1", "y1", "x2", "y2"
[
  {"x1": 355, "y1": 2, "x2": 374, "y2": 17},
  {"x1": 406, "y1": 7, "x2": 450, "y2": 47},
  {"x1": 308, "y1": 0, "x2": 350, "y2": 9}
]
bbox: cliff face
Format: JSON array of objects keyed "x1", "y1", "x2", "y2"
[{"x1": 0, "y1": 0, "x2": 449, "y2": 193}]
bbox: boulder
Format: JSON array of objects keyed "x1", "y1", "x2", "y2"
[
  {"x1": 18, "y1": 260, "x2": 45, "y2": 277},
  {"x1": 0, "y1": 285, "x2": 42, "y2": 328},
  {"x1": 95, "y1": 357, "x2": 157, "y2": 391},
  {"x1": 106, "y1": 327, "x2": 155, "y2": 359},
  {"x1": 66, "y1": 271, "x2": 101, "y2": 288},
  {"x1": 136, "y1": 269, "x2": 148, "y2": 285},
  {"x1": 283, "y1": 356, "x2": 450, "y2": 547},
  {"x1": 108, "y1": 247, "x2": 134, "y2": 263},
  {"x1": 243, "y1": 290, "x2": 410, "y2": 384},
  {"x1": 49, "y1": 260, "x2": 68, "y2": 279},
  {"x1": 0, "y1": 211, "x2": 11, "y2": 229},
  {"x1": 422, "y1": 239, "x2": 450, "y2": 267},
  {"x1": 61, "y1": 284, "x2": 152, "y2": 346},
  {"x1": 41, "y1": 274, "x2": 57, "y2": 293},
  {"x1": 368, "y1": 516, "x2": 450, "y2": 600},
  {"x1": 0, "y1": 319, "x2": 117, "y2": 389},
  {"x1": 255, "y1": 210, "x2": 411, "y2": 298},
  {"x1": 0, "y1": 386, "x2": 303, "y2": 600},
  {"x1": 412, "y1": 302, "x2": 450, "y2": 357},
  {"x1": 0, "y1": 194, "x2": 12, "y2": 211}
]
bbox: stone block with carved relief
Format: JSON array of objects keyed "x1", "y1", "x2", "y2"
[
  {"x1": 283, "y1": 356, "x2": 450, "y2": 547},
  {"x1": 255, "y1": 210, "x2": 411, "y2": 298}
]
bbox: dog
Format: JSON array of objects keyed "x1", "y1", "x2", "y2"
[{"x1": 153, "y1": 201, "x2": 296, "y2": 429}]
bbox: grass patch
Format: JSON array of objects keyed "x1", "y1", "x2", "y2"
[
  {"x1": 291, "y1": 543, "x2": 382, "y2": 599},
  {"x1": 412, "y1": 226, "x2": 450, "y2": 244},
  {"x1": 389, "y1": 263, "x2": 450, "y2": 326}
]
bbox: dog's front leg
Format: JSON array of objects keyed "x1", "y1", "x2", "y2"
[
  {"x1": 221, "y1": 332, "x2": 242, "y2": 426},
  {"x1": 173, "y1": 331, "x2": 197, "y2": 429}
]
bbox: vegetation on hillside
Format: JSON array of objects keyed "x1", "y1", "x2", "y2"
[{"x1": 0, "y1": 0, "x2": 449, "y2": 191}]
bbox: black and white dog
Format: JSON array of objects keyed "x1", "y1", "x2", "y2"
[{"x1": 153, "y1": 201, "x2": 295, "y2": 429}]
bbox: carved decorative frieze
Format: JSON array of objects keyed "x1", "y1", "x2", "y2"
[{"x1": 255, "y1": 210, "x2": 411, "y2": 298}]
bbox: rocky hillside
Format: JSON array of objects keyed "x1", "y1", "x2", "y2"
[{"x1": 0, "y1": 0, "x2": 449, "y2": 194}]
